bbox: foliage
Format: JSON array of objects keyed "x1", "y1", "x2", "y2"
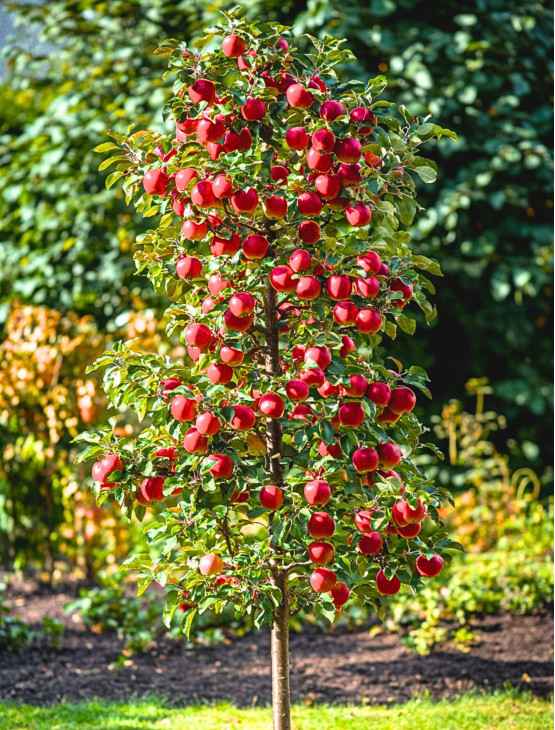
[
  {"x1": 80, "y1": 13, "x2": 457, "y2": 637},
  {"x1": 0, "y1": 691, "x2": 551, "y2": 730},
  {"x1": 0, "y1": 581, "x2": 32, "y2": 652}
]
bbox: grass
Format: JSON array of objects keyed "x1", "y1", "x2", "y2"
[{"x1": 1, "y1": 691, "x2": 552, "y2": 730}]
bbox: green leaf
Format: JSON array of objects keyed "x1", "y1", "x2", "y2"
[
  {"x1": 397, "y1": 314, "x2": 416, "y2": 335},
  {"x1": 94, "y1": 142, "x2": 119, "y2": 153},
  {"x1": 413, "y1": 166, "x2": 437, "y2": 184}
]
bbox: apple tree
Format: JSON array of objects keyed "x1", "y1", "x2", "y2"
[{"x1": 79, "y1": 13, "x2": 458, "y2": 729}]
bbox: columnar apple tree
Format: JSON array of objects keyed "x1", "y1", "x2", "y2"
[{"x1": 81, "y1": 14, "x2": 457, "y2": 729}]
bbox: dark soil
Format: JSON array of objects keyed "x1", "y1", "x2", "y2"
[{"x1": 1, "y1": 580, "x2": 552, "y2": 707}]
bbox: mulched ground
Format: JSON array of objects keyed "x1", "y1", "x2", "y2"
[{"x1": 1, "y1": 580, "x2": 552, "y2": 707}]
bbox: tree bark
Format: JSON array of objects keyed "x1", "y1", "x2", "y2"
[{"x1": 271, "y1": 570, "x2": 291, "y2": 730}]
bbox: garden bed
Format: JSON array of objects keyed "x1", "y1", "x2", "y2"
[{"x1": 2, "y1": 581, "x2": 552, "y2": 707}]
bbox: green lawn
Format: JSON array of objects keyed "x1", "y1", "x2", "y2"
[{"x1": 1, "y1": 691, "x2": 552, "y2": 730}]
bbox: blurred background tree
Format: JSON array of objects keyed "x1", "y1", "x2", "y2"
[{"x1": 0, "y1": 0, "x2": 552, "y2": 574}]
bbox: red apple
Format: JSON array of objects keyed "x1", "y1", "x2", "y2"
[
  {"x1": 318, "y1": 441, "x2": 341, "y2": 458},
  {"x1": 354, "y1": 509, "x2": 374, "y2": 533},
  {"x1": 138, "y1": 476, "x2": 165, "y2": 503},
  {"x1": 183, "y1": 427, "x2": 208, "y2": 454},
  {"x1": 271, "y1": 165, "x2": 290, "y2": 182},
  {"x1": 315, "y1": 173, "x2": 341, "y2": 199},
  {"x1": 367, "y1": 381, "x2": 391, "y2": 406},
  {"x1": 355, "y1": 308, "x2": 382, "y2": 334},
  {"x1": 199, "y1": 553, "x2": 223, "y2": 576},
  {"x1": 181, "y1": 220, "x2": 208, "y2": 241},
  {"x1": 212, "y1": 173, "x2": 233, "y2": 199},
  {"x1": 320, "y1": 99, "x2": 345, "y2": 120},
  {"x1": 270, "y1": 265, "x2": 296, "y2": 292},
  {"x1": 296, "y1": 276, "x2": 321, "y2": 300},
  {"x1": 379, "y1": 442, "x2": 402, "y2": 468},
  {"x1": 304, "y1": 346, "x2": 332, "y2": 369},
  {"x1": 242, "y1": 234, "x2": 269, "y2": 259},
  {"x1": 389, "y1": 386, "x2": 416, "y2": 414},
  {"x1": 185, "y1": 323, "x2": 213, "y2": 350},
  {"x1": 354, "y1": 276, "x2": 380, "y2": 299},
  {"x1": 332, "y1": 301, "x2": 358, "y2": 325},
  {"x1": 311, "y1": 128, "x2": 335, "y2": 152},
  {"x1": 241, "y1": 97, "x2": 266, "y2": 121},
  {"x1": 222, "y1": 34, "x2": 247, "y2": 57},
  {"x1": 331, "y1": 581, "x2": 350, "y2": 608},
  {"x1": 196, "y1": 118, "x2": 225, "y2": 145},
  {"x1": 229, "y1": 292, "x2": 256, "y2": 318},
  {"x1": 220, "y1": 345, "x2": 244, "y2": 366},
  {"x1": 358, "y1": 532, "x2": 383, "y2": 555},
  {"x1": 191, "y1": 180, "x2": 216, "y2": 208},
  {"x1": 310, "y1": 567, "x2": 337, "y2": 592},
  {"x1": 304, "y1": 479, "x2": 331, "y2": 506},
  {"x1": 231, "y1": 404, "x2": 256, "y2": 430},
  {"x1": 286, "y1": 83, "x2": 314, "y2": 108},
  {"x1": 196, "y1": 412, "x2": 221, "y2": 436},
  {"x1": 357, "y1": 251, "x2": 382, "y2": 273},
  {"x1": 175, "y1": 167, "x2": 198, "y2": 192},
  {"x1": 231, "y1": 188, "x2": 258, "y2": 215},
  {"x1": 285, "y1": 126, "x2": 309, "y2": 150},
  {"x1": 259, "y1": 392, "x2": 285, "y2": 418},
  {"x1": 335, "y1": 137, "x2": 362, "y2": 163},
  {"x1": 188, "y1": 79, "x2": 216, "y2": 105},
  {"x1": 92, "y1": 453, "x2": 123, "y2": 483},
  {"x1": 397, "y1": 522, "x2": 422, "y2": 538},
  {"x1": 143, "y1": 169, "x2": 169, "y2": 195},
  {"x1": 289, "y1": 249, "x2": 312, "y2": 272},
  {"x1": 308, "y1": 541, "x2": 335, "y2": 564},
  {"x1": 338, "y1": 402, "x2": 364, "y2": 427},
  {"x1": 206, "y1": 453, "x2": 234, "y2": 479},
  {"x1": 345, "y1": 374, "x2": 368, "y2": 397},
  {"x1": 338, "y1": 163, "x2": 362, "y2": 186},
  {"x1": 176, "y1": 256, "x2": 202, "y2": 280},
  {"x1": 297, "y1": 192, "x2": 323, "y2": 216},
  {"x1": 206, "y1": 362, "x2": 233, "y2": 384},
  {"x1": 340, "y1": 335, "x2": 356, "y2": 357},
  {"x1": 210, "y1": 233, "x2": 241, "y2": 256},
  {"x1": 300, "y1": 367, "x2": 326, "y2": 387},
  {"x1": 265, "y1": 195, "x2": 288, "y2": 219},
  {"x1": 224, "y1": 309, "x2": 253, "y2": 332},
  {"x1": 352, "y1": 447, "x2": 379, "y2": 473},
  {"x1": 286, "y1": 379, "x2": 309, "y2": 401},
  {"x1": 171, "y1": 395, "x2": 197, "y2": 422},
  {"x1": 346, "y1": 203, "x2": 372, "y2": 227},
  {"x1": 375, "y1": 569, "x2": 401, "y2": 595},
  {"x1": 298, "y1": 220, "x2": 320, "y2": 244},
  {"x1": 317, "y1": 380, "x2": 340, "y2": 398},
  {"x1": 326, "y1": 275, "x2": 352, "y2": 300},
  {"x1": 308, "y1": 511, "x2": 335, "y2": 538},
  {"x1": 306, "y1": 148, "x2": 333, "y2": 173},
  {"x1": 260, "y1": 484, "x2": 284, "y2": 510},
  {"x1": 415, "y1": 554, "x2": 444, "y2": 578}
]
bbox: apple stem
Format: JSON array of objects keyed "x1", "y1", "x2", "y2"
[{"x1": 271, "y1": 570, "x2": 291, "y2": 730}]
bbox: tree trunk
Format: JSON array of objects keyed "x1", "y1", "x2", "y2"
[{"x1": 271, "y1": 571, "x2": 291, "y2": 730}]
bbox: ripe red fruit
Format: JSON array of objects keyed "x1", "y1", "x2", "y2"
[
  {"x1": 176, "y1": 256, "x2": 202, "y2": 280},
  {"x1": 185, "y1": 323, "x2": 213, "y2": 350},
  {"x1": 183, "y1": 427, "x2": 208, "y2": 454},
  {"x1": 160, "y1": 377, "x2": 182, "y2": 400},
  {"x1": 308, "y1": 511, "x2": 335, "y2": 538},
  {"x1": 259, "y1": 392, "x2": 285, "y2": 418},
  {"x1": 308, "y1": 541, "x2": 335, "y2": 564},
  {"x1": 207, "y1": 362, "x2": 233, "y2": 384},
  {"x1": 210, "y1": 233, "x2": 241, "y2": 256},
  {"x1": 270, "y1": 266, "x2": 296, "y2": 292},
  {"x1": 229, "y1": 292, "x2": 256, "y2": 318},
  {"x1": 222, "y1": 34, "x2": 246, "y2": 57},
  {"x1": 311, "y1": 128, "x2": 335, "y2": 152},
  {"x1": 337, "y1": 163, "x2": 362, "y2": 186},
  {"x1": 416, "y1": 554, "x2": 444, "y2": 578},
  {"x1": 367, "y1": 382, "x2": 391, "y2": 406},
  {"x1": 285, "y1": 127, "x2": 309, "y2": 150},
  {"x1": 358, "y1": 532, "x2": 383, "y2": 555},
  {"x1": 315, "y1": 173, "x2": 341, "y2": 199},
  {"x1": 181, "y1": 220, "x2": 208, "y2": 241},
  {"x1": 390, "y1": 278, "x2": 414, "y2": 308},
  {"x1": 195, "y1": 411, "x2": 220, "y2": 436},
  {"x1": 379, "y1": 442, "x2": 402, "y2": 468},
  {"x1": 389, "y1": 386, "x2": 416, "y2": 414},
  {"x1": 298, "y1": 220, "x2": 320, "y2": 244},
  {"x1": 338, "y1": 402, "x2": 365, "y2": 427},
  {"x1": 260, "y1": 484, "x2": 284, "y2": 510},
  {"x1": 191, "y1": 180, "x2": 216, "y2": 207},
  {"x1": 377, "y1": 407, "x2": 399, "y2": 425},
  {"x1": 346, "y1": 203, "x2": 372, "y2": 227},
  {"x1": 231, "y1": 404, "x2": 256, "y2": 430},
  {"x1": 352, "y1": 446, "x2": 379, "y2": 473},
  {"x1": 171, "y1": 395, "x2": 197, "y2": 422},
  {"x1": 318, "y1": 440, "x2": 341, "y2": 458},
  {"x1": 188, "y1": 79, "x2": 216, "y2": 105},
  {"x1": 306, "y1": 148, "x2": 333, "y2": 173},
  {"x1": 340, "y1": 335, "x2": 356, "y2": 357},
  {"x1": 320, "y1": 99, "x2": 345, "y2": 121},
  {"x1": 241, "y1": 97, "x2": 266, "y2": 121},
  {"x1": 143, "y1": 169, "x2": 169, "y2": 195},
  {"x1": 355, "y1": 308, "x2": 382, "y2": 334},
  {"x1": 399, "y1": 498, "x2": 427, "y2": 524},
  {"x1": 175, "y1": 167, "x2": 198, "y2": 192},
  {"x1": 138, "y1": 476, "x2": 165, "y2": 504},
  {"x1": 297, "y1": 192, "x2": 323, "y2": 216},
  {"x1": 304, "y1": 346, "x2": 331, "y2": 370},
  {"x1": 331, "y1": 581, "x2": 350, "y2": 608},
  {"x1": 332, "y1": 301, "x2": 358, "y2": 325},
  {"x1": 345, "y1": 374, "x2": 368, "y2": 397},
  {"x1": 354, "y1": 276, "x2": 380, "y2": 299},
  {"x1": 199, "y1": 553, "x2": 223, "y2": 576},
  {"x1": 230, "y1": 489, "x2": 249, "y2": 504},
  {"x1": 335, "y1": 137, "x2": 362, "y2": 163},
  {"x1": 220, "y1": 345, "x2": 244, "y2": 366},
  {"x1": 291, "y1": 403, "x2": 313, "y2": 421},
  {"x1": 288, "y1": 249, "x2": 312, "y2": 273},
  {"x1": 206, "y1": 453, "x2": 234, "y2": 479},
  {"x1": 236, "y1": 127, "x2": 253, "y2": 151},
  {"x1": 92, "y1": 453, "x2": 123, "y2": 483},
  {"x1": 271, "y1": 165, "x2": 290, "y2": 182},
  {"x1": 265, "y1": 195, "x2": 288, "y2": 219},
  {"x1": 317, "y1": 380, "x2": 340, "y2": 398},
  {"x1": 376, "y1": 569, "x2": 401, "y2": 595},
  {"x1": 242, "y1": 234, "x2": 269, "y2": 260},
  {"x1": 224, "y1": 309, "x2": 253, "y2": 332},
  {"x1": 310, "y1": 567, "x2": 337, "y2": 592},
  {"x1": 350, "y1": 106, "x2": 375, "y2": 125},
  {"x1": 231, "y1": 188, "x2": 258, "y2": 215},
  {"x1": 286, "y1": 379, "x2": 309, "y2": 401},
  {"x1": 357, "y1": 251, "x2": 382, "y2": 273},
  {"x1": 308, "y1": 74, "x2": 326, "y2": 92},
  {"x1": 154, "y1": 446, "x2": 177, "y2": 461},
  {"x1": 286, "y1": 83, "x2": 314, "y2": 109},
  {"x1": 196, "y1": 118, "x2": 225, "y2": 144},
  {"x1": 397, "y1": 522, "x2": 422, "y2": 538},
  {"x1": 237, "y1": 49, "x2": 256, "y2": 71},
  {"x1": 296, "y1": 276, "x2": 321, "y2": 300},
  {"x1": 300, "y1": 367, "x2": 325, "y2": 387},
  {"x1": 354, "y1": 509, "x2": 374, "y2": 533},
  {"x1": 304, "y1": 479, "x2": 332, "y2": 506},
  {"x1": 326, "y1": 275, "x2": 352, "y2": 300},
  {"x1": 212, "y1": 173, "x2": 233, "y2": 199}
]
